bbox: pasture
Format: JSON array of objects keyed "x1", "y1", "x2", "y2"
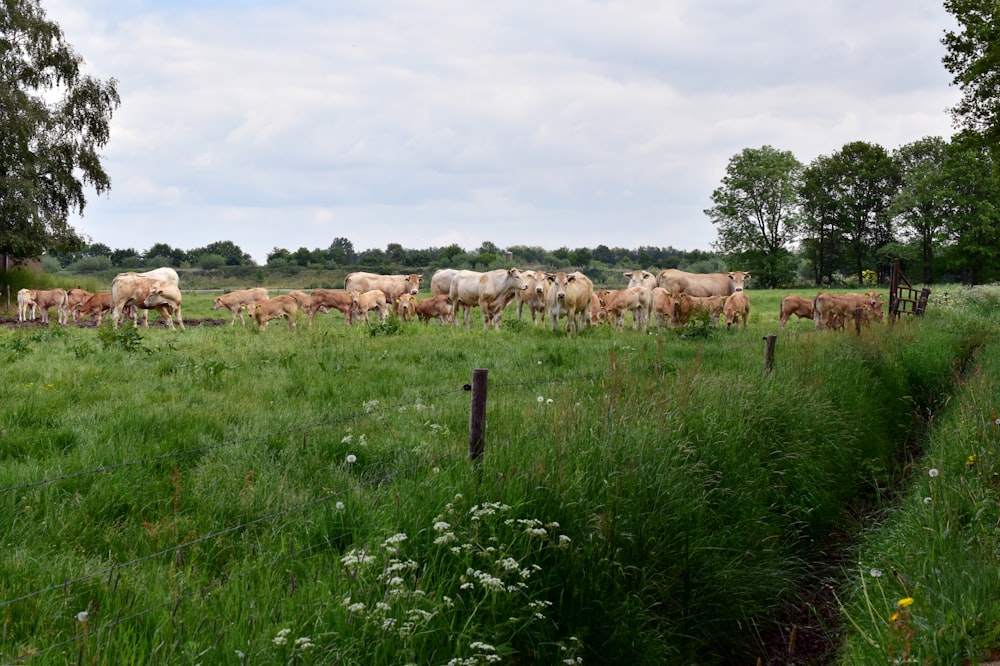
[{"x1": 1, "y1": 286, "x2": 998, "y2": 664}]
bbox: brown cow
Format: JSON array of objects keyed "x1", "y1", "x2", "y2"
[
  {"x1": 415, "y1": 294, "x2": 453, "y2": 324},
  {"x1": 590, "y1": 293, "x2": 604, "y2": 325},
  {"x1": 251, "y1": 295, "x2": 299, "y2": 331},
  {"x1": 546, "y1": 271, "x2": 593, "y2": 335},
  {"x1": 723, "y1": 291, "x2": 750, "y2": 330},
  {"x1": 598, "y1": 287, "x2": 647, "y2": 330},
  {"x1": 656, "y1": 269, "x2": 750, "y2": 297},
  {"x1": 516, "y1": 269, "x2": 549, "y2": 325},
  {"x1": 142, "y1": 283, "x2": 184, "y2": 330},
  {"x1": 395, "y1": 292, "x2": 416, "y2": 322},
  {"x1": 778, "y1": 295, "x2": 814, "y2": 329},
  {"x1": 650, "y1": 287, "x2": 674, "y2": 329},
  {"x1": 212, "y1": 288, "x2": 269, "y2": 326},
  {"x1": 66, "y1": 289, "x2": 94, "y2": 322},
  {"x1": 813, "y1": 292, "x2": 883, "y2": 331},
  {"x1": 304, "y1": 289, "x2": 355, "y2": 326},
  {"x1": 350, "y1": 290, "x2": 388, "y2": 324},
  {"x1": 77, "y1": 292, "x2": 113, "y2": 324},
  {"x1": 32, "y1": 289, "x2": 69, "y2": 325},
  {"x1": 345, "y1": 272, "x2": 422, "y2": 304},
  {"x1": 672, "y1": 293, "x2": 726, "y2": 326},
  {"x1": 287, "y1": 290, "x2": 314, "y2": 312}
]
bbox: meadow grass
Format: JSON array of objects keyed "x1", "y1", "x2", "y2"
[{"x1": 0, "y1": 287, "x2": 993, "y2": 664}]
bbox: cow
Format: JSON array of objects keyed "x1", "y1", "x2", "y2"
[
  {"x1": 111, "y1": 268, "x2": 180, "y2": 328},
  {"x1": 656, "y1": 269, "x2": 750, "y2": 297},
  {"x1": 546, "y1": 271, "x2": 593, "y2": 335},
  {"x1": 672, "y1": 293, "x2": 727, "y2": 327},
  {"x1": 813, "y1": 292, "x2": 884, "y2": 331},
  {"x1": 624, "y1": 269, "x2": 656, "y2": 327},
  {"x1": 590, "y1": 293, "x2": 604, "y2": 325},
  {"x1": 598, "y1": 287, "x2": 647, "y2": 330},
  {"x1": 17, "y1": 288, "x2": 36, "y2": 321},
  {"x1": 449, "y1": 269, "x2": 526, "y2": 329},
  {"x1": 76, "y1": 292, "x2": 113, "y2": 324},
  {"x1": 212, "y1": 288, "x2": 269, "y2": 326},
  {"x1": 287, "y1": 290, "x2": 314, "y2": 312},
  {"x1": 350, "y1": 289, "x2": 388, "y2": 324},
  {"x1": 430, "y1": 269, "x2": 459, "y2": 298},
  {"x1": 478, "y1": 268, "x2": 527, "y2": 329},
  {"x1": 650, "y1": 287, "x2": 674, "y2": 329},
  {"x1": 250, "y1": 295, "x2": 299, "y2": 331},
  {"x1": 723, "y1": 291, "x2": 750, "y2": 330},
  {"x1": 142, "y1": 283, "x2": 184, "y2": 330},
  {"x1": 516, "y1": 269, "x2": 549, "y2": 325},
  {"x1": 778, "y1": 295, "x2": 815, "y2": 329},
  {"x1": 415, "y1": 294, "x2": 453, "y2": 324},
  {"x1": 303, "y1": 289, "x2": 355, "y2": 326},
  {"x1": 66, "y1": 288, "x2": 94, "y2": 322},
  {"x1": 32, "y1": 289, "x2": 69, "y2": 325},
  {"x1": 344, "y1": 272, "x2": 422, "y2": 305},
  {"x1": 395, "y1": 292, "x2": 416, "y2": 322}
]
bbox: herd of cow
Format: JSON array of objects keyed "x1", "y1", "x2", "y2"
[{"x1": 12, "y1": 266, "x2": 886, "y2": 334}]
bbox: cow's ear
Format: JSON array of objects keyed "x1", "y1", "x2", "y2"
[
  {"x1": 623, "y1": 272, "x2": 632, "y2": 278},
  {"x1": 567, "y1": 275, "x2": 576, "y2": 282}
]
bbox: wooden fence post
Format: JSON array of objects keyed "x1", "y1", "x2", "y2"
[
  {"x1": 468, "y1": 368, "x2": 488, "y2": 465},
  {"x1": 763, "y1": 334, "x2": 777, "y2": 374}
]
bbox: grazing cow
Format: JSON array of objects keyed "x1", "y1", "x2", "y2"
[
  {"x1": 303, "y1": 288, "x2": 355, "y2": 326},
  {"x1": 590, "y1": 293, "x2": 604, "y2": 325},
  {"x1": 813, "y1": 292, "x2": 883, "y2": 331},
  {"x1": 17, "y1": 288, "x2": 36, "y2": 321},
  {"x1": 672, "y1": 293, "x2": 727, "y2": 326},
  {"x1": 66, "y1": 289, "x2": 94, "y2": 322},
  {"x1": 395, "y1": 292, "x2": 416, "y2": 322},
  {"x1": 76, "y1": 292, "x2": 113, "y2": 324},
  {"x1": 142, "y1": 283, "x2": 184, "y2": 330},
  {"x1": 344, "y1": 272, "x2": 422, "y2": 305},
  {"x1": 415, "y1": 294, "x2": 453, "y2": 324},
  {"x1": 350, "y1": 289, "x2": 388, "y2": 324},
  {"x1": 251, "y1": 295, "x2": 299, "y2": 331},
  {"x1": 598, "y1": 287, "x2": 647, "y2": 330},
  {"x1": 111, "y1": 268, "x2": 180, "y2": 328},
  {"x1": 650, "y1": 287, "x2": 674, "y2": 329},
  {"x1": 32, "y1": 289, "x2": 69, "y2": 325},
  {"x1": 287, "y1": 290, "x2": 314, "y2": 312},
  {"x1": 546, "y1": 271, "x2": 593, "y2": 335},
  {"x1": 212, "y1": 287, "x2": 269, "y2": 326},
  {"x1": 723, "y1": 291, "x2": 750, "y2": 330},
  {"x1": 778, "y1": 295, "x2": 815, "y2": 329},
  {"x1": 430, "y1": 269, "x2": 459, "y2": 298},
  {"x1": 656, "y1": 269, "x2": 750, "y2": 297},
  {"x1": 516, "y1": 269, "x2": 549, "y2": 325},
  {"x1": 449, "y1": 269, "x2": 527, "y2": 329}
]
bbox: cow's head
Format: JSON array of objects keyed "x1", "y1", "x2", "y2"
[{"x1": 727, "y1": 271, "x2": 751, "y2": 292}]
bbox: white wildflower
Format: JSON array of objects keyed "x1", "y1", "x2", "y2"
[
  {"x1": 546, "y1": 398, "x2": 553, "y2": 404},
  {"x1": 75, "y1": 611, "x2": 89, "y2": 623},
  {"x1": 434, "y1": 521, "x2": 451, "y2": 532},
  {"x1": 924, "y1": 496, "x2": 933, "y2": 505},
  {"x1": 347, "y1": 602, "x2": 366, "y2": 613},
  {"x1": 929, "y1": 468, "x2": 939, "y2": 478},
  {"x1": 537, "y1": 396, "x2": 544, "y2": 403},
  {"x1": 869, "y1": 568, "x2": 882, "y2": 578},
  {"x1": 341, "y1": 434, "x2": 352, "y2": 444},
  {"x1": 272, "y1": 628, "x2": 291, "y2": 646},
  {"x1": 346, "y1": 454, "x2": 357, "y2": 464},
  {"x1": 363, "y1": 399, "x2": 379, "y2": 412},
  {"x1": 336, "y1": 501, "x2": 345, "y2": 511},
  {"x1": 295, "y1": 636, "x2": 314, "y2": 651}
]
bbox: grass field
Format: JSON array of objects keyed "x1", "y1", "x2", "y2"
[{"x1": 1, "y1": 286, "x2": 998, "y2": 664}]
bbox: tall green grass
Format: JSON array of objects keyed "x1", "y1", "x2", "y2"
[{"x1": 0, "y1": 289, "x2": 989, "y2": 664}]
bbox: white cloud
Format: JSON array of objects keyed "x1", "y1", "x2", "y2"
[{"x1": 48, "y1": 0, "x2": 960, "y2": 264}]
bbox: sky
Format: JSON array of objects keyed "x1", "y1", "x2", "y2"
[{"x1": 46, "y1": 0, "x2": 962, "y2": 265}]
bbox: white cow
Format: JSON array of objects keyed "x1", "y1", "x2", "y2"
[
  {"x1": 449, "y1": 269, "x2": 527, "y2": 329},
  {"x1": 111, "y1": 268, "x2": 180, "y2": 327},
  {"x1": 516, "y1": 269, "x2": 549, "y2": 325}
]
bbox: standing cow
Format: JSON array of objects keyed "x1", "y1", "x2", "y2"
[
  {"x1": 546, "y1": 271, "x2": 593, "y2": 335},
  {"x1": 32, "y1": 289, "x2": 69, "y2": 325},
  {"x1": 516, "y1": 269, "x2": 549, "y2": 325},
  {"x1": 212, "y1": 287, "x2": 269, "y2": 326},
  {"x1": 449, "y1": 269, "x2": 526, "y2": 329},
  {"x1": 17, "y1": 289, "x2": 36, "y2": 321},
  {"x1": 344, "y1": 272, "x2": 422, "y2": 305},
  {"x1": 723, "y1": 291, "x2": 750, "y2": 330},
  {"x1": 656, "y1": 269, "x2": 750, "y2": 297},
  {"x1": 111, "y1": 268, "x2": 180, "y2": 328}
]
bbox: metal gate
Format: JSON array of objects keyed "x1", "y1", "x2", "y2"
[{"x1": 888, "y1": 262, "x2": 931, "y2": 320}]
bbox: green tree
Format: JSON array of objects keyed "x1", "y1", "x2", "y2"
[
  {"x1": 386, "y1": 242, "x2": 407, "y2": 266},
  {"x1": 329, "y1": 237, "x2": 355, "y2": 263},
  {"x1": 0, "y1": 0, "x2": 120, "y2": 260},
  {"x1": 144, "y1": 243, "x2": 186, "y2": 266},
  {"x1": 938, "y1": 132, "x2": 1000, "y2": 283},
  {"x1": 200, "y1": 240, "x2": 253, "y2": 266},
  {"x1": 705, "y1": 145, "x2": 803, "y2": 287},
  {"x1": 942, "y1": 0, "x2": 1000, "y2": 143},
  {"x1": 110, "y1": 247, "x2": 139, "y2": 267},
  {"x1": 889, "y1": 137, "x2": 950, "y2": 282}
]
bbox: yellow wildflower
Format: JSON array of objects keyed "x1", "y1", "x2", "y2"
[{"x1": 897, "y1": 597, "x2": 914, "y2": 608}]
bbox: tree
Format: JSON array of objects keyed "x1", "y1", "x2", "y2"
[
  {"x1": 889, "y1": 137, "x2": 950, "y2": 282},
  {"x1": 145, "y1": 243, "x2": 186, "y2": 266},
  {"x1": 386, "y1": 243, "x2": 407, "y2": 266},
  {"x1": 201, "y1": 240, "x2": 253, "y2": 266},
  {"x1": 942, "y1": 0, "x2": 1000, "y2": 143},
  {"x1": 0, "y1": 0, "x2": 120, "y2": 260},
  {"x1": 705, "y1": 145, "x2": 803, "y2": 287},
  {"x1": 329, "y1": 237, "x2": 355, "y2": 263}
]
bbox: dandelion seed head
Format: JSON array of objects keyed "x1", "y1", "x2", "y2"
[
  {"x1": 336, "y1": 501, "x2": 345, "y2": 511},
  {"x1": 869, "y1": 568, "x2": 882, "y2": 578},
  {"x1": 928, "y1": 468, "x2": 939, "y2": 478},
  {"x1": 537, "y1": 396, "x2": 544, "y2": 402},
  {"x1": 346, "y1": 454, "x2": 357, "y2": 464},
  {"x1": 76, "y1": 611, "x2": 89, "y2": 623},
  {"x1": 924, "y1": 496, "x2": 933, "y2": 505}
]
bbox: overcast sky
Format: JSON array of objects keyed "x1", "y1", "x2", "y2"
[{"x1": 47, "y1": 0, "x2": 961, "y2": 264}]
